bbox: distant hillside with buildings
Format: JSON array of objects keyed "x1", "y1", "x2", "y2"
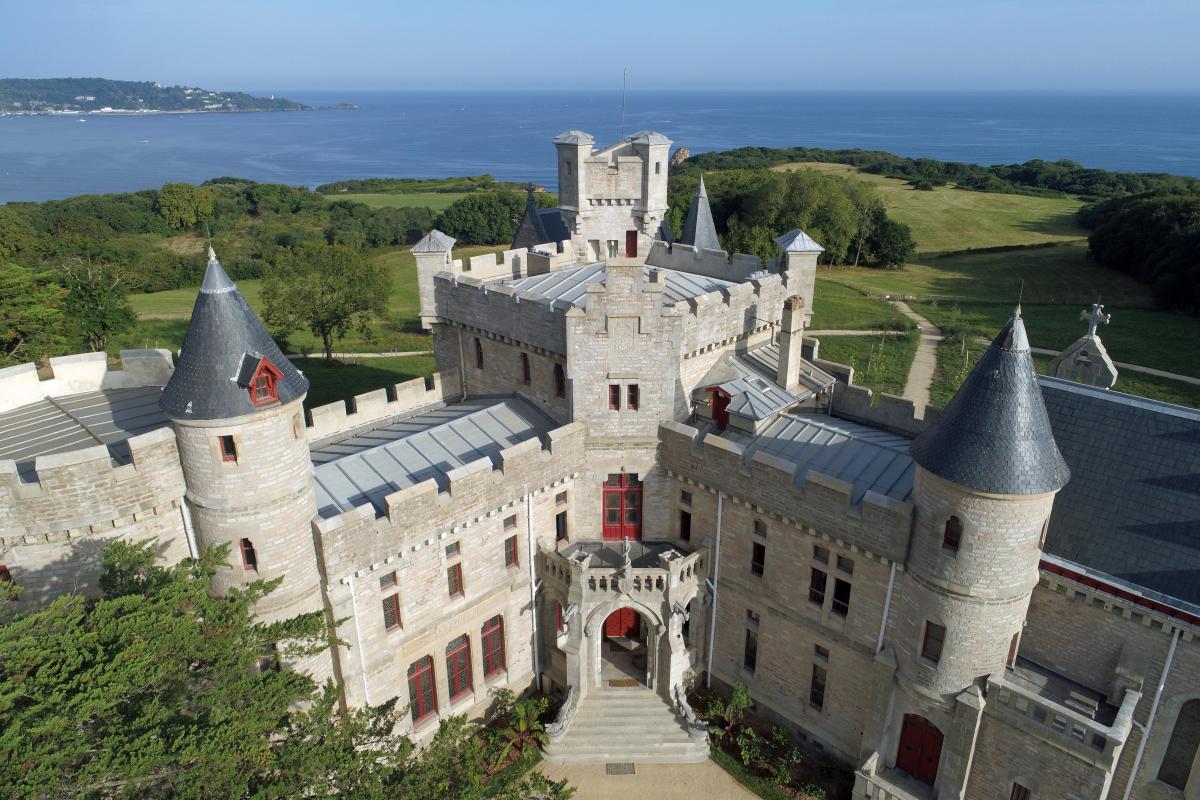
[{"x1": 0, "y1": 78, "x2": 309, "y2": 114}]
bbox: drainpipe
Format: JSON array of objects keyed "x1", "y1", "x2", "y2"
[
  {"x1": 346, "y1": 575, "x2": 372, "y2": 706},
  {"x1": 179, "y1": 499, "x2": 199, "y2": 559},
  {"x1": 457, "y1": 329, "x2": 469, "y2": 400},
  {"x1": 875, "y1": 562, "x2": 897, "y2": 655},
  {"x1": 1120, "y1": 627, "x2": 1180, "y2": 800},
  {"x1": 705, "y1": 490, "x2": 724, "y2": 688},
  {"x1": 526, "y1": 489, "x2": 541, "y2": 690}
]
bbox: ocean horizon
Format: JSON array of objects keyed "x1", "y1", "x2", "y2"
[{"x1": 2, "y1": 89, "x2": 1199, "y2": 203}]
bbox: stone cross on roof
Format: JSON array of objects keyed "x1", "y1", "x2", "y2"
[{"x1": 1082, "y1": 303, "x2": 1111, "y2": 338}]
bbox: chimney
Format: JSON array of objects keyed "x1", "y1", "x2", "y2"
[{"x1": 777, "y1": 296, "x2": 806, "y2": 391}]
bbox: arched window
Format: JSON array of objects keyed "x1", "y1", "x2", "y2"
[
  {"x1": 554, "y1": 364, "x2": 566, "y2": 398},
  {"x1": 482, "y1": 615, "x2": 506, "y2": 677},
  {"x1": 520, "y1": 353, "x2": 531, "y2": 385},
  {"x1": 474, "y1": 337, "x2": 484, "y2": 369},
  {"x1": 239, "y1": 538, "x2": 258, "y2": 572},
  {"x1": 446, "y1": 634, "x2": 472, "y2": 701},
  {"x1": 407, "y1": 655, "x2": 437, "y2": 724},
  {"x1": 1159, "y1": 699, "x2": 1200, "y2": 789},
  {"x1": 942, "y1": 516, "x2": 962, "y2": 554}
]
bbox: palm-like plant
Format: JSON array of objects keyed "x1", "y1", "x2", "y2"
[{"x1": 493, "y1": 697, "x2": 549, "y2": 769}]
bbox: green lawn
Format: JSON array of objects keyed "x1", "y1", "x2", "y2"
[
  {"x1": 323, "y1": 192, "x2": 470, "y2": 210},
  {"x1": 816, "y1": 332, "x2": 918, "y2": 400},
  {"x1": 810, "y1": 279, "x2": 915, "y2": 331},
  {"x1": 293, "y1": 355, "x2": 438, "y2": 412},
  {"x1": 121, "y1": 244, "x2": 507, "y2": 355},
  {"x1": 774, "y1": 162, "x2": 1086, "y2": 254}
]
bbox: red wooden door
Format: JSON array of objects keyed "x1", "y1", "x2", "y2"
[
  {"x1": 710, "y1": 387, "x2": 731, "y2": 430},
  {"x1": 625, "y1": 230, "x2": 638, "y2": 257},
  {"x1": 602, "y1": 473, "x2": 643, "y2": 540},
  {"x1": 604, "y1": 607, "x2": 641, "y2": 639},
  {"x1": 896, "y1": 714, "x2": 943, "y2": 786}
]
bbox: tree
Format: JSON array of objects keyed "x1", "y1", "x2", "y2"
[
  {"x1": 436, "y1": 191, "x2": 552, "y2": 245},
  {"x1": 865, "y1": 207, "x2": 916, "y2": 269},
  {"x1": 56, "y1": 257, "x2": 136, "y2": 352},
  {"x1": 0, "y1": 206, "x2": 40, "y2": 262},
  {"x1": 0, "y1": 264, "x2": 69, "y2": 366},
  {"x1": 0, "y1": 541, "x2": 575, "y2": 800},
  {"x1": 262, "y1": 241, "x2": 391, "y2": 361},
  {"x1": 155, "y1": 182, "x2": 216, "y2": 229}
]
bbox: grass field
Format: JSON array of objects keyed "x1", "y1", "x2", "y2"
[
  {"x1": 295, "y1": 355, "x2": 437, "y2": 411},
  {"x1": 816, "y1": 333, "x2": 918, "y2": 400},
  {"x1": 322, "y1": 192, "x2": 470, "y2": 210},
  {"x1": 773, "y1": 162, "x2": 1086, "y2": 254},
  {"x1": 810, "y1": 280, "x2": 915, "y2": 331}
]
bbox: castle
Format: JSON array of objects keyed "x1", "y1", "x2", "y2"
[{"x1": 3, "y1": 129, "x2": 1199, "y2": 800}]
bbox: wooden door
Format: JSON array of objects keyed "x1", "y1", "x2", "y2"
[
  {"x1": 710, "y1": 387, "x2": 731, "y2": 430},
  {"x1": 897, "y1": 714, "x2": 943, "y2": 786},
  {"x1": 625, "y1": 230, "x2": 638, "y2": 258},
  {"x1": 604, "y1": 607, "x2": 641, "y2": 639},
  {"x1": 602, "y1": 473, "x2": 643, "y2": 540}
]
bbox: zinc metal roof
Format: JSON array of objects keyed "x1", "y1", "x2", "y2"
[
  {"x1": 310, "y1": 395, "x2": 557, "y2": 518},
  {"x1": 553, "y1": 130, "x2": 594, "y2": 145},
  {"x1": 722, "y1": 412, "x2": 915, "y2": 504},
  {"x1": 500, "y1": 262, "x2": 736, "y2": 311},
  {"x1": 740, "y1": 343, "x2": 838, "y2": 397},
  {"x1": 411, "y1": 229, "x2": 457, "y2": 253},
  {"x1": 775, "y1": 228, "x2": 825, "y2": 253},
  {"x1": 0, "y1": 387, "x2": 170, "y2": 480}
]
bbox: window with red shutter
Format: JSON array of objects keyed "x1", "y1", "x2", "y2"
[
  {"x1": 504, "y1": 535, "x2": 518, "y2": 569},
  {"x1": 447, "y1": 563, "x2": 464, "y2": 598},
  {"x1": 482, "y1": 615, "x2": 506, "y2": 677},
  {"x1": 382, "y1": 594, "x2": 401, "y2": 631},
  {"x1": 407, "y1": 655, "x2": 437, "y2": 724},
  {"x1": 445, "y1": 634, "x2": 472, "y2": 701}
]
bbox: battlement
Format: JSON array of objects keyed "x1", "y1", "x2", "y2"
[
  {"x1": 646, "y1": 239, "x2": 775, "y2": 283},
  {"x1": 659, "y1": 419, "x2": 912, "y2": 563},
  {"x1": 442, "y1": 240, "x2": 574, "y2": 283},
  {"x1": 0, "y1": 426, "x2": 186, "y2": 541},
  {"x1": 306, "y1": 371, "x2": 464, "y2": 442},
  {"x1": 312, "y1": 420, "x2": 586, "y2": 545},
  {"x1": 0, "y1": 349, "x2": 174, "y2": 414},
  {"x1": 829, "y1": 380, "x2": 941, "y2": 437}
]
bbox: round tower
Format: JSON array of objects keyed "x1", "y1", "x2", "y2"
[
  {"x1": 160, "y1": 249, "x2": 330, "y2": 678},
  {"x1": 894, "y1": 307, "x2": 1070, "y2": 699}
]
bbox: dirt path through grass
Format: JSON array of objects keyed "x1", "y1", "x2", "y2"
[{"x1": 892, "y1": 301, "x2": 944, "y2": 416}]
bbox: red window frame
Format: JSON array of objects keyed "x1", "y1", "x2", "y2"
[
  {"x1": 220, "y1": 434, "x2": 237, "y2": 462},
  {"x1": 554, "y1": 364, "x2": 566, "y2": 397},
  {"x1": 447, "y1": 562, "x2": 464, "y2": 598},
  {"x1": 608, "y1": 384, "x2": 621, "y2": 410},
  {"x1": 240, "y1": 538, "x2": 258, "y2": 572},
  {"x1": 922, "y1": 621, "x2": 946, "y2": 663},
  {"x1": 520, "y1": 353, "x2": 531, "y2": 385},
  {"x1": 602, "y1": 473, "x2": 642, "y2": 541},
  {"x1": 247, "y1": 358, "x2": 283, "y2": 407},
  {"x1": 382, "y1": 594, "x2": 401, "y2": 631},
  {"x1": 504, "y1": 535, "x2": 519, "y2": 569},
  {"x1": 482, "y1": 615, "x2": 506, "y2": 677},
  {"x1": 474, "y1": 337, "x2": 484, "y2": 369},
  {"x1": 446, "y1": 634, "x2": 473, "y2": 701},
  {"x1": 407, "y1": 655, "x2": 437, "y2": 724},
  {"x1": 555, "y1": 602, "x2": 565, "y2": 633},
  {"x1": 627, "y1": 384, "x2": 639, "y2": 410}
]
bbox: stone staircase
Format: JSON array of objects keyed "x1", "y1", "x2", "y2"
[{"x1": 542, "y1": 687, "x2": 710, "y2": 764}]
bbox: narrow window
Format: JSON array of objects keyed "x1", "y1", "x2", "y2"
[
  {"x1": 743, "y1": 628, "x2": 758, "y2": 673},
  {"x1": 379, "y1": 571, "x2": 397, "y2": 590},
  {"x1": 655, "y1": 161, "x2": 661, "y2": 175},
  {"x1": 556, "y1": 490, "x2": 568, "y2": 507},
  {"x1": 446, "y1": 634, "x2": 473, "y2": 701},
  {"x1": 565, "y1": 160, "x2": 572, "y2": 176},
  {"x1": 837, "y1": 555, "x2": 854, "y2": 575},
  {"x1": 1158, "y1": 699, "x2": 1200, "y2": 789},
  {"x1": 504, "y1": 535, "x2": 519, "y2": 569},
  {"x1": 482, "y1": 615, "x2": 506, "y2": 677},
  {"x1": 750, "y1": 542, "x2": 766, "y2": 577},
  {"x1": 809, "y1": 568, "x2": 827, "y2": 605},
  {"x1": 1010, "y1": 784, "x2": 1031, "y2": 800},
  {"x1": 627, "y1": 384, "x2": 639, "y2": 411},
  {"x1": 407, "y1": 655, "x2": 437, "y2": 724},
  {"x1": 922, "y1": 622, "x2": 946, "y2": 664},
  {"x1": 680, "y1": 490, "x2": 692, "y2": 506},
  {"x1": 503, "y1": 514, "x2": 517, "y2": 531},
  {"x1": 220, "y1": 434, "x2": 237, "y2": 463},
  {"x1": 555, "y1": 510, "x2": 568, "y2": 541},
  {"x1": 810, "y1": 664, "x2": 827, "y2": 710},
  {"x1": 813, "y1": 545, "x2": 829, "y2": 565},
  {"x1": 520, "y1": 353, "x2": 531, "y2": 386},
  {"x1": 555, "y1": 603, "x2": 565, "y2": 633},
  {"x1": 382, "y1": 594, "x2": 401, "y2": 631},
  {"x1": 554, "y1": 364, "x2": 566, "y2": 397},
  {"x1": 474, "y1": 337, "x2": 484, "y2": 369},
  {"x1": 753, "y1": 520, "x2": 767, "y2": 538},
  {"x1": 814, "y1": 644, "x2": 829, "y2": 662},
  {"x1": 447, "y1": 563, "x2": 464, "y2": 598},
  {"x1": 608, "y1": 384, "x2": 621, "y2": 410},
  {"x1": 240, "y1": 538, "x2": 258, "y2": 572},
  {"x1": 445, "y1": 541, "x2": 460, "y2": 558},
  {"x1": 746, "y1": 609, "x2": 761, "y2": 627},
  {"x1": 679, "y1": 509, "x2": 692, "y2": 542},
  {"x1": 682, "y1": 600, "x2": 693, "y2": 643},
  {"x1": 943, "y1": 516, "x2": 963, "y2": 554},
  {"x1": 832, "y1": 579, "x2": 851, "y2": 617},
  {"x1": 1007, "y1": 632, "x2": 1020, "y2": 667}
]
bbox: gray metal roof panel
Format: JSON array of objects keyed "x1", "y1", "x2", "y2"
[
  {"x1": 499, "y1": 263, "x2": 737, "y2": 310},
  {"x1": 910, "y1": 310, "x2": 1069, "y2": 495},
  {"x1": 775, "y1": 228, "x2": 825, "y2": 253},
  {"x1": 410, "y1": 229, "x2": 456, "y2": 253}
]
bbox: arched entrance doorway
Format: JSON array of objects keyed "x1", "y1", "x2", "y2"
[
  {"x1": 897, "y1": 714, "x2": 943, "y2": 786},
  {"x1": 601, "y1": 607, "x2": 647, "y2": 687}
]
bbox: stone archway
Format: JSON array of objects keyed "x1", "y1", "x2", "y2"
[{"x1": 584, "y1": 599, "x2": 665, "y2": 693}]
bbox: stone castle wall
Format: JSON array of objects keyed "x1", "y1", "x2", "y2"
[
  {"x1": 306, "y1": 371, "x2": 464, "y2": 442},
  {"x1": 0, "y1": 348, "x2": 174, "y2": 413}
]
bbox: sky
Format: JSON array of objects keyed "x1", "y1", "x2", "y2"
[{"x1": 1, "y1": 0, "x2": 1197, "y2": 92}]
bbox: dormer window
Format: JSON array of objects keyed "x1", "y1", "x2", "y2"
[{"x1": 237, "y1": 354, "x2": 283, "y2": 407}]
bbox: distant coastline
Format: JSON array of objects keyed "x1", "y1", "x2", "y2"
[{"x1": 0, "y1": 77, "x2": 310, "y2": 115}]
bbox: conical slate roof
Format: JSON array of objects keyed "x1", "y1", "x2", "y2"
[
  {"x1": 910, "y1": 308, "x2": 1070, "y2": 495},
  {"x1": 680, "y1": 175, "x2": 720, "y2": 251},
  {"x1": 160, "y1": 249, "x2": 309, "y2": 420}
]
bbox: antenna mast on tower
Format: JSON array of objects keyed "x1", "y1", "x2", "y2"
[{"x1": 619, "y1": 66, "x2": 628, "y2": 140}]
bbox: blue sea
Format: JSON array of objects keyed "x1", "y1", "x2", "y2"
[{"x1": 2, "y1": 90, "x2": 1199, "y2": 203}]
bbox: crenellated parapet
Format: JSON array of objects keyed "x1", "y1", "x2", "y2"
[
  {"x1": 306, "y1": 371, "x2": 463, "y2": 442},
  {"x1": 830, "y1": 381, "x2": 942, "y2": 437},
  {"x1": 0, "y1": 426, "x2": 186, "y2": 543},
  {"x1": 658, "y1": 420, "x2": 913, "y2": 564},
  {"x1": 646, "y1": 240, "x2": 773, "y2": 282},
  {"x1": 0, "y1": 349, "x2": 174, "y2": 413}
]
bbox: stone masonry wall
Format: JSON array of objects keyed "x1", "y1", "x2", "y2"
[
  {"x1": 306, "y1": 371, "x2": 463, "y2": 442},
  {"x1": 0, "y1": 348, "x2": 174, "y2": 413}
]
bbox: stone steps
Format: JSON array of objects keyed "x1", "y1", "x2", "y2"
[{"x1": 542, "y1": 688, "x2": 710, "y2": 764}]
